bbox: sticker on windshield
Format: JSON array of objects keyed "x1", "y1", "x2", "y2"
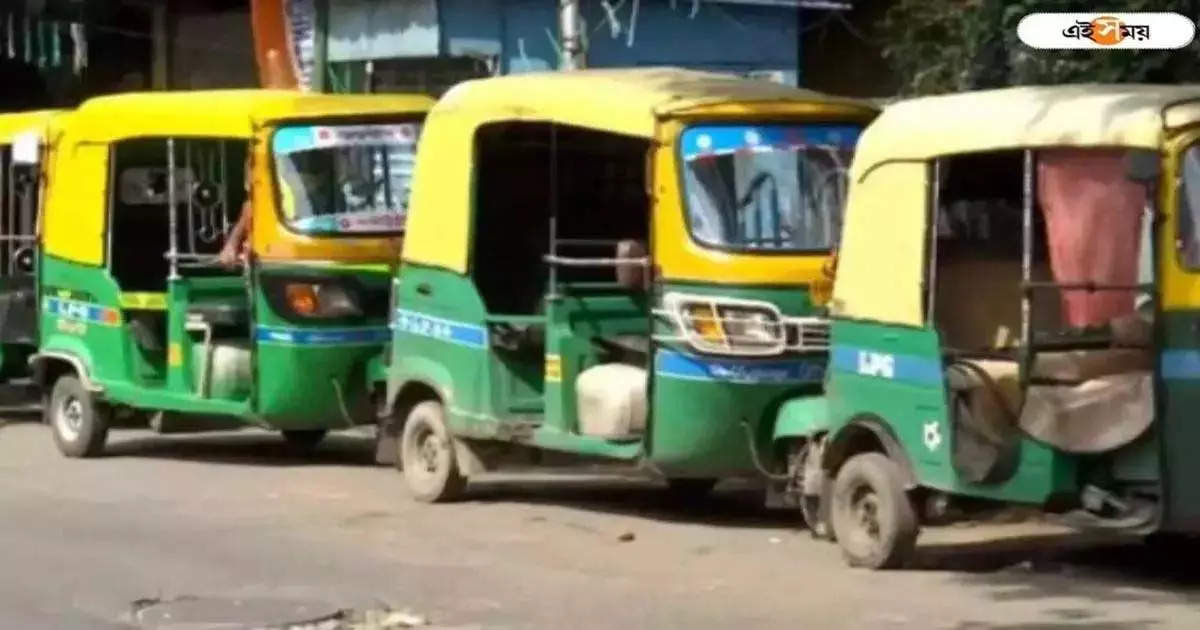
[
  {"x1": 292, "y1": 209, "x2": 405, "y2": 233},
  {"x1": 273, "y1": 123, "x2": 420, "y2": 155},
  {"x1": 682, "y1": 124, "x2": 861, "y2": 161}
]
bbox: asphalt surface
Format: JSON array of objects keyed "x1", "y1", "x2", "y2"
[{"x1": 2, "y1": 413, "x2": 1200, "y2": 629}]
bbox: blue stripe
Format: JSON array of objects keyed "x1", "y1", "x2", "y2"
[
  {"x1": 45, "y1": 297, "x2": 118, "y2": 325},
  {"x1": 681, "y1": 123, "x2": 861, "y2": 160},
  {"x1": 1162, "y1": 350, "x2": 1200, "y2": 380},
  {"x1": 256, "y1": 326, "x2": 390, "y2": 346},
  {"x1": 830, "y1": 345, "x2": 943, "y2": 385},
  {"x1": 393, "y1": 309, "x2": 487, "y2": 349},
  {"x1": 655, "y1": 349, "x2": 824, "y2": 385}
]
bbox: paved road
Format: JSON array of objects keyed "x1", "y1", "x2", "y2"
[{"x1": 1, "y1": 415, "x2": 1199, "y2": 629}]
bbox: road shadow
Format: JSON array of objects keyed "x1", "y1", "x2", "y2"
[
  {"x1": 465, "y1": 475, "x2": 795, "y2": 531},
  {"x1": 0, "y1": 381, "x2": 43, "y2": 427},
  {"x1": 103, "y1": 431, "x2": 379, "y2": 468},
  {"x1": 946, "y1": 621, "x2": 1159, "y2": 630},
  {"x1": 915, "y1": 530, "x2": 1200, "y2": 616}
]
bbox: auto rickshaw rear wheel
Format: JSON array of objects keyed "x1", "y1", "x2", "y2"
[
  {"x1": 830, "y1": 452, "x2": 918, "y2": 569},
  {"x1": 281, "y1": 429, "x2": 327, "y2": 451},
  {"x1": 48, "y1": 375, "x2": 110, "y2": 458},
  {"x1": 398, "y1": 400, "x2": 466, "y2": 503}
]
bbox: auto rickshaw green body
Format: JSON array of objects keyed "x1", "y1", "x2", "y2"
[
  {"x1": 32, "y1": 90, "x2": 432, "y2": 457},
  {"x1": 780, "y1": 85, "x2": 1200, "y2": 568},
  {"x1": 377, "y1": 68, "x2": 877, "y2": 501}
]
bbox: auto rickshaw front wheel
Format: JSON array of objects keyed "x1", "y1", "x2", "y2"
[
  {"x1": 830, "y1": 452, "x2": 919, "y2": 569},
  {"x1": 398, "y1": 400, "x2": 466, "y2": 503},
  {"x1": 48, "y1": 375, "x2": 110, "y2": 459}
]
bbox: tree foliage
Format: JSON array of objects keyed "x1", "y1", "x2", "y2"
[{"x1": 879, "y1": 0, "x2": 1200, "y2": 95}]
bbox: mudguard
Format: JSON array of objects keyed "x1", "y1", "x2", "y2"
[{"x1": 773, "y1": 396, "x2": 830, "y2": 442}]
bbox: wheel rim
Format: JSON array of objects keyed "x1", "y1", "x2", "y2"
[
  {"x1": 406, "y1": 421, "x2": 446, "y2": 487},
  {"x1": 56, "y1": 396, "x2": 84, "y2": 442},
  {"x1": 845, "y1": 482, "x2": 884, "y2": 554}
]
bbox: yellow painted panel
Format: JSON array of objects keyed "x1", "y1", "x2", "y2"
[
  {"x1": 67, "y1": 90, "x2": 433, "y2": 143},
  {"x1": 830, "y1": 161, "x2": 927, "y2": 326},
  {"x1": 119, "y1": 292, "x2": 168, "y2": 310},
  {"x1": 43, "y1": 141, "x2": 107, "y2": 265},
  {"x1": 400, "y1": 110, "x2": 474, "y2": 273},
  {"x1": 0, "y1": 110, "x2": 62, "y2": 143},
  {"x1": 854, "y1": 85, "x2": 1200, "y2": 182},
  {"x1": 545, "y1": 354, "x2": 562, "y2": 383},
  {"x1": 1161, "y1": 128, "x2": 1200, "y2": 310}
]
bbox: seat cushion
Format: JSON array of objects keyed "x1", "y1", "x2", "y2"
[{"x1": 949, "y1": 355, "x2": 1154, "y2": 455}]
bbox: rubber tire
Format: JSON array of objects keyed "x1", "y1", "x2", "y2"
[
  {"x1": 830, "y1": 452, "x2": 919, "y2": 569},
  {"x1": 282, "y1": 429, "x2": 328, "y2": 451},
  {"x1": 665, "y1": 478, "x2": 718, "y2": 501},
  {"x1": 398, "y1": 401, "x2": 466, "y2": 503},
  {"x1": 48, "y1": 375, "x2": 109, "y2": 458}
]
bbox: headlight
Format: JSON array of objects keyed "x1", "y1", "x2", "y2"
[
  {"x1": 718, "y1": 305, "x2": 782, "y2": 348},
  {"x1": 284, "y1": 282, "x2": 362, "y2": 319},
  {"x1": 667, "y1": 294, "x2": 785, "y2": 355}
]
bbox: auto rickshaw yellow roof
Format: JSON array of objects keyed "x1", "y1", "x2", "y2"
[
  {"x1": 66, "y1": 89, "x2": 434, "y2": 142},
  {"x1": 833, "y1": 84, "x2": 1200, "y2": 327},
  {"x1": 431, "y1": 66, "x2": 873, "y2": 138},
  {"x1": 403, "y1": 67, "x2": 876, "y2": 275},
  {"x1": 0, "y1": 109, "x2": 66, "y2": 142},
  {"x1": 853, "y1": 84, "x2": 1200, "y2": 179}
]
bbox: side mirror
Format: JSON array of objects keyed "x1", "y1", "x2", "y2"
[{"x1": 1125, "y1": 149, "x2": 1161, "y2": 183}]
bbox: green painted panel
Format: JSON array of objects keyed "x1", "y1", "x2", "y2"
[
  {"x1": 1159, "y1": 311, "x2": 1200, "y2": 529},
  {"x1": 826, "y1": 319, "x2": 1077, "y2": 505},
  {"x1": 649, "y1": 281, "x2": 827, "y2": 476},
  {"x1": 40, "y1": 255, "x2": 131, "y2": 386},
  {"x1": 388, "y1": 264, "x2": 496, "y2": 434},
  {"x1": 527, "y1": 426, "x2": 643, "y2": 459},
  {"x1": 774, "y1": 396, "x2": 829, "y2": 440},
  {"x1": 253, "y1": 262, "x2": 393, "y2": 429}
]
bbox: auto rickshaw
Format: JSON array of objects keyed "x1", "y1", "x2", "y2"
[
  {"x1": 0, "y1": 110, "x2": 64, "y2": 381},
  {"x1": 778, "y1": 84, "x2": 1200, "y2": 568},
  {"x1": 33, "y1": 89, "x2": 432, "y2": 457},
  {"x1": 375, "y1": 68, "x2": 877, "y2": 502}
]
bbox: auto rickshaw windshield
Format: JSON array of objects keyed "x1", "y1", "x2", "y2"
[
  {"x1": 680, "y1": 123, "x2": 860, "y2": 252},
  {"x1": 272, "y1": 121, "x2": 422, "y2": 235}
]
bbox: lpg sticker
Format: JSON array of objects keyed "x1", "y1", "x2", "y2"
[
  {"x1": 923, "y1": 421, "x2": 943, "y2": 452},
  {"x1": 856, "y1": 351, "x2": 895, "y2": 379}
]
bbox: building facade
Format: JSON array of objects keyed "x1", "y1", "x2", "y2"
[
  {"x1": 0, "y1": 0, "x2": 257, "y2": 112},
  {"x1": 253, "y1": 0, "x2": 840, "y2": 95}
]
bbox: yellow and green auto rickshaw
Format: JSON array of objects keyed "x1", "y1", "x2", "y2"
[
  {"x1": 777, "y1": 85, "x2": 1200, "y2": 568},
  {"x1": 32, "y1": 89, "x2": 432, "y2": 457},
  {"x1": 0, "y1": 110, "x2": 64, "y2": 381},
  {"x1": 374, "y1": 68, "x2": 877, "y2": 502}
]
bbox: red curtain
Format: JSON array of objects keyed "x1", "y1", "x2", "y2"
[{"x1": 1037, "y1": 150, "x2": 1145, "y2": 328}]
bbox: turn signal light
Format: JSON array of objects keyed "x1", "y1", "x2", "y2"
[
  {"x1": 286, "y1": 284, "x2": 319, "y2": 316},
  {"x1": 684, "y1": 303, "x2": 725, "y2": 344}
]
